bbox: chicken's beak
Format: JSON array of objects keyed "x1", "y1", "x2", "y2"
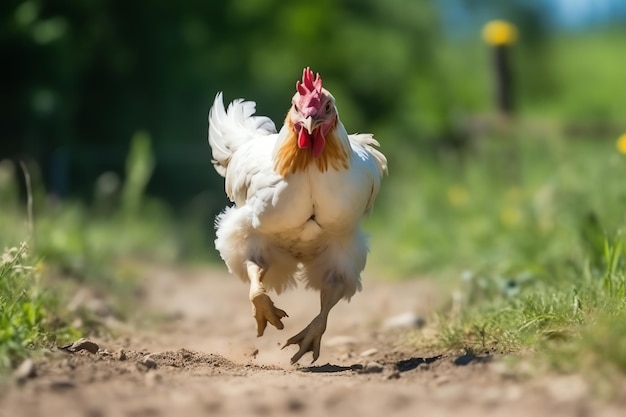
[{"x1": 303, "y1": 116, "x2": 314, "y2": 135}]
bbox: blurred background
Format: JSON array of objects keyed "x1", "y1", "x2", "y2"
[{"x1": 1, "y1": 0, "x2": 625, "y2": 273}]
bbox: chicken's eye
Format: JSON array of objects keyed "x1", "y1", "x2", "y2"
[
  {"x1": 325, "y1": 103, "x2": 331, "y2": 113},
  {"x1": 294, "y1": 104, "x2": 299, "y2": 112}
]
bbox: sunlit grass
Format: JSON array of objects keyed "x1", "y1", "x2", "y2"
[
  {"x1": 370, "y1": 128, "x2": 626, "y2": 376},
  {"x1": 371, "y1": 131, "x2": 626, "y2": 275},
  {"x1": 0, "y1": 132, "x2": 195, "y2": 370},
  {"x1": 0, "y1": 243, "x2": 80, "y2": 371}
]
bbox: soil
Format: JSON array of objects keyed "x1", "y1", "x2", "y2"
[{"x1": 1, "y1": 265, "x2": 625, "y2": 417}]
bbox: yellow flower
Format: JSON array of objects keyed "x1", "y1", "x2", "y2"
[
  {"x1": 500, "y1": 206, "x2": 522, "y2": 227},
  {"x1": 617, "y1": 133, "x2": 626, "y2": 155},
  {"x1": 482, "y1": 20, "x2": 518, "y2": 46},
  {"x1": 447, "y1": 185, "x2": 469, "y2": 207}
]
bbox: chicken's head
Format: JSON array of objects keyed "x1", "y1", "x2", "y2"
[{"x1": 290, "y1": 67, "x2": 337, "y2": 158}]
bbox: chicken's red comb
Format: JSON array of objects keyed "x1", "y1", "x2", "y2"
[{"x1": 296, "y1": 67, "x2": 322, "y2": 96}]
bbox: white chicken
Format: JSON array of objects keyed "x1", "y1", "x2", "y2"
[{"x1": 208, "y1": 67, "x2": 387, "y2": 364}]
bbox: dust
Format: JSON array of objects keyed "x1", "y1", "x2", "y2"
[{"x1": 1, "y1": 265, "x2": 624, "y2": 417}]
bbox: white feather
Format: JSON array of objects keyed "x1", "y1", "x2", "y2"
[{"x1": 208, "y1": 92, "x2": 276, "y2": 177}]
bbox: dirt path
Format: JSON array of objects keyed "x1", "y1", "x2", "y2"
[{"x1": 1, "y1": 265, "x2": 624, "y2": 417}]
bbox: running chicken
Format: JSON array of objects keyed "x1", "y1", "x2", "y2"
[{"x1": 208, "y1": 67, "x2": 387, "y2": 364}]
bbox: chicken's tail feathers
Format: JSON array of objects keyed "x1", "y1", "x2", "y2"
[
  {"x1": 350, "y1": 133, "x2": 388, "y2": 177},
  {"x1": 208, "y1": 92, "x2": 277, "y2": 176}
]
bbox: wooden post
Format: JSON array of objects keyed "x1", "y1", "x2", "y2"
[
  {"x1": 482, "y1": 20, "x2": 518, "y2": 117},
  {"x1": 493, "y1": 45, "x2": 513, "y2": 115}
]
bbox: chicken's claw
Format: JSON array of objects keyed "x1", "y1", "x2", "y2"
[
  {"x1": 282, "y1": 315, "x2": 327, "y2": 364},
  {"x1": 250, "y1": 292, "x2": 288, "y2": 337}
]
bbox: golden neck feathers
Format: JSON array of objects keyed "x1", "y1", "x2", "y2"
[{"x1": 274, "y1": 119, "x2": 350, "y2": 177}]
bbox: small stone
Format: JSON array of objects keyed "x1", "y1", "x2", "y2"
[
  {"x1": 361, "y1": 362, "x2": 384, "y2": 374},
  {"x1": 324, "y1": 336, "x2": 357, "y2": 347},
  {"x1": 117, "y1": 349, "x2": 127, "y2": 361},
  {"x1": 13, "y1": 359, "x2": 37, "y2": 382},
  {"x1": 383, "y1": 312, "x2": 426, "y2": 329},
  {"x1": 359, "y1": 348, "x2": 378, "y2": 357},
  {"x1": 61, "y1": 338, "x2": 99, "y2": 354},
  {"x1": 286, "y1": 398, "x2": 306, "y2": 412},
  {"x1": 50, "y1": 379, "x2": 76, "y2": 391},
  {"x1": 386, "y1": 371, "x2": 401, "y2": 380},
  {"x1": 435, "y1": 375, "x2": 450, "y2": 385},
  {"x1": 140, "y1": 357, "x2": 157, "y2": 370}
]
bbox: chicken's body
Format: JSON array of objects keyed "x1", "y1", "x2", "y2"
[{"x1": 208, "y1": 68, "x2": 387, "y2": 363}]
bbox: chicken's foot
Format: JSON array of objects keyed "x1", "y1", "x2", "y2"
[
  {"x1": 247, "y1": 260, "x2": 288, "y2": 337},
  {"x1": 282, "y1": 280, "x2": 343, "y2": 364}
]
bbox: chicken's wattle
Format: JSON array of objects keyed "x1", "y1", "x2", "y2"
[{"x1": 297, "y1": 127, "x2": 326, "y2": 158}]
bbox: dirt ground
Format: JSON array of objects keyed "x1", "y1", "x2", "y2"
[{"x1": 1, "y1": 264, "x2": 625, "y2": 417}]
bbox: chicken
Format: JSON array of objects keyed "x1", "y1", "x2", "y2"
[{"x1": 208, "y1": 67, "x2": 387, "y2": 364}]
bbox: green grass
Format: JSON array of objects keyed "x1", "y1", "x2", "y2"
[
  {"x1": 0, "y1": 242, "x2": 80, "y2": 370},
  {"x1": 431, "y1": 233, "x2": 625, "y2": 354},
  {"x1": 0, "y1": 132, "x2": 201, "y2": 371},
  {"x1": 368, "y1": 124, "x2": 626, "y2": 377}
]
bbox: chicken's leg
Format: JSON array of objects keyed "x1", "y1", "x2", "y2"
[
  {"x1": 247, "y1": 260, "x2": 288, "y2": 337},
  {"x1": 282, "y1": 280, "x2": 344, "y2": 364}
]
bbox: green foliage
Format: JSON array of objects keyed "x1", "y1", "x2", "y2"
[
  {"x1": 386, "y1": 132, "x2": 626, "y2": 375},
  {"x1": 523, "y1": 29, "x2": 626, "y2": 125},
  {"x1": 370, "y1": 132, "x2": 626, "y2": 275},
  {"x1": 582, "y1": 308, "x2": 626, "y2": 374},
  {"x1": 0, "y1": 131, "x2": 204, "y2": 370},
  {"x1": 2, "y1": 1, "x2": 625, "y2": 214},
  {"x1": 121, "y1": 131, "x2": 155, "y2": 219},
  {"x1": 0, "y1": 243, "x2": 79, "y2": 370},
  {"x1": 1, "y1": 154, "x2": 182, "y2": 288}
]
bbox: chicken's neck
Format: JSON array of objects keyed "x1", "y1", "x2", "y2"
[{"x1": 274, "y1": 119, "x2": 350, "y2": 177}]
